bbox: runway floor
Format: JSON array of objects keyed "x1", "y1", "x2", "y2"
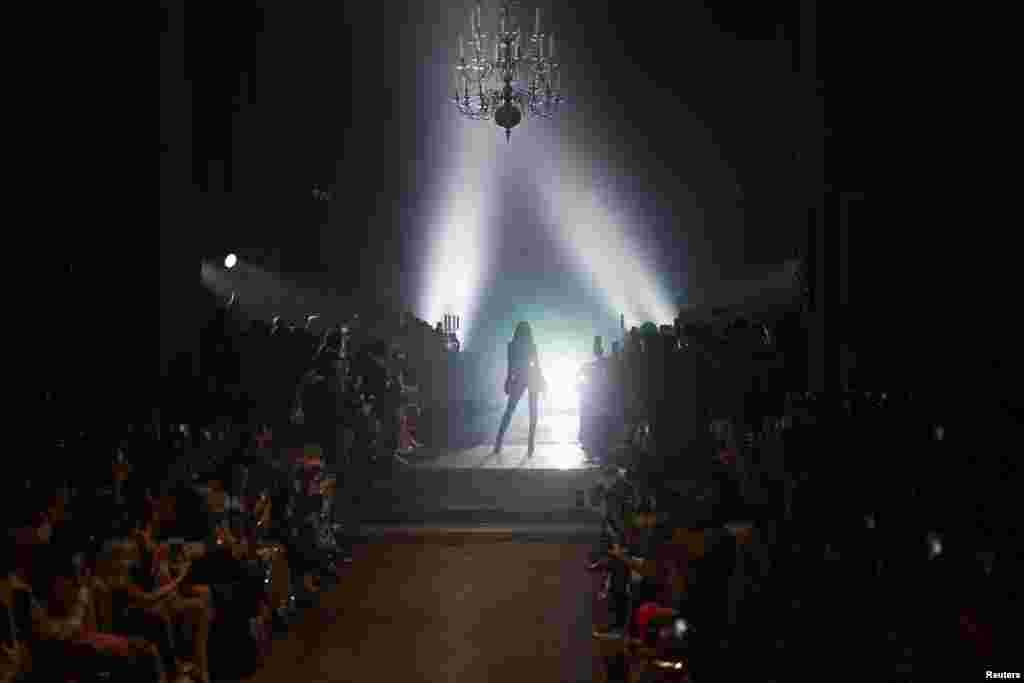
[
  {"x1": 415, "y1": 409, "x2": 598, "y2": 470},
  {"x1": 199, "y1": 409, "x2": 606, "y2": 682},
  {"x1": 242, "y1": 532, "x2": 596, "y2": 683}
]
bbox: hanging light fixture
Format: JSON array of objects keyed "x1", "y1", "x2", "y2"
[{"x1": 451, "y1": 1, "x2": 566, "y2": 142}]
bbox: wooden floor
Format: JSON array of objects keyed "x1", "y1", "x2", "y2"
[{"x1": 243, "y1": 533, "x2": 595, "y2": 683}]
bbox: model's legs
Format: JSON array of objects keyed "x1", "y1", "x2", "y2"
[
  {"x1": 494, "y1": 382, "x2": 525, "y2": 453},
  {"x1": 527, "y1": 389, "x2": 539, "y2": 454}
]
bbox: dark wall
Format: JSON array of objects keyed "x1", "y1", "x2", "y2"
[
  {"x1": 161, "y1": 3, "x2": 354, "y2": 388},
  {"x1": 228, "y1": 5, "x2": 352, "y2": 278}
]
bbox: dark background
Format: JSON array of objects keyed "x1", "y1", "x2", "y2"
[{"x1": 39, "y1": 2, "x2": 1003, "y2": 429}]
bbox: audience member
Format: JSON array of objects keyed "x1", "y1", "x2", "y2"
[{"x1": 119, "y1": 497, "x2": 211, "y2": 683}]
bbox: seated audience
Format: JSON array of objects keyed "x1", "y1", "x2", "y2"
[
  {"x1": 261, "y1": 471, "x2": 323, "y2": 595},
  {"x1": 4, "y1": 521, "x2": 168, "y2": 683},
  {"x1": 114, "y1": 498, "x2": 211, "y2": 683},
  {"x1": 188, "y1": 472, "x2": 266, "y2": 623},
  {"x1": 38, "y1": 550, "x2": 167, "y2": 682}
]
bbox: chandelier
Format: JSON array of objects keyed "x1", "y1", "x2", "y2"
[{"x1": 452, "y1": 2, "x2": 565, "y2": 142}]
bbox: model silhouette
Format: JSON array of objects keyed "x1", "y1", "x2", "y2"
[{"x1": 493, "y1": 321, "x2": 546, "y2": 456}]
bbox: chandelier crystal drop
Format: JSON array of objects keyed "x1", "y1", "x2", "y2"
[{"x1": 451, "y1": 1, "x2": 566, "y2": 142}]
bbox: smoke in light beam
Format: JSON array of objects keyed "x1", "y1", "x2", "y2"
[
  {"x1": 419, "y1": 121, "x2": 499, "y2": 348},
  {"x1": 531, "y1": 135, "x2": 678, "y2": 329}
]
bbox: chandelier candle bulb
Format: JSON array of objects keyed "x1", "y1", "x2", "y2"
[
  {"x1": 535, "y1": 7, "x2": 540, "y2": 36},
  {"x1": 550, "y1": 34, "x2": 555, "y2": 60},
  {"x1": 458, "y1": 35, "x2": 464, "y2": 59}
]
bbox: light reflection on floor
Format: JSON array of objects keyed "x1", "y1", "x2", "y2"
[
  {"x1": 418, "y1": 410, "x2": 592, "y2": 470},
  {"x1": 537, "y1": 441, "x2": 587, "y2": 470},
  {"x1": 539, "y1": 412, "x2": 584, "y2": 470},
  {"x1": 542, "y1": 412, "x2": 579, "y2": 445}
]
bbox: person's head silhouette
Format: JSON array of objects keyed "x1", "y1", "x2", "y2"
[{"x1": 512, "y1": 321, "x2": 534, "y2": 347}]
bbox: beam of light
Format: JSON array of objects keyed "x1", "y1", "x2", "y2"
[
  {"x1": 510, "y1": 84, "x2": 679, "y2": 331},
  {"x1": 418, "y1": 112, "x2": 500, "y2": 349},
  {"x1": 201, "y1": 261, "x2": 233, "y2": 301},
  {"x1": 200, "y1": 260, "x2": 343, "y2": 330},
  {"x1": 532, "y1": 148, "x2": 678, "y2": 328}
]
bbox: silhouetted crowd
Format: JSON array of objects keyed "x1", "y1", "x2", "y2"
[
  {"x1": 190, "y1": 300, "x2": 458, "y2": 462},
  {"x1": 2, "y1": 408, "x2": 385, "y2": 683},
  {"x1": 578, "y1": 314, "x2": 1019, "y2": 680},
  {"x1": 5, "y1": 297, "x2": 466, "y2": 683},
  {"x1": 13, "y1": 289, "x2": 1018, "y2": 681}
]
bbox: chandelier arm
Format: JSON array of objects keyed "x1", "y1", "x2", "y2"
[{"x1": 451, "y1": 3, "x2": 564, "y2": 138}]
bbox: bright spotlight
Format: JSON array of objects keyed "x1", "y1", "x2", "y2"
[
  {"x1": 542, "y1": 354, "x2": 582, "y2": 413},
  {"x1": 418, "y1": 124, "x2": 499, "y2": 346},
  {"x1": 224, "y1": 253, "x2": 238, "y2": 269}
]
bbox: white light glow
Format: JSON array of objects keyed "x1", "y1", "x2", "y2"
[
  {"x1": 542, "y1": 411, "x2": 578, "y2": 443},
  {"x1": 419, "y1": 124, "x2": 499, "y2": 346},
  {"x1": 538, "y1": 354, "x2": 584, "y2": 468},
  {"x1": 541, "y1": 441, "x2": 585, "y2": 469},
  {"x1": 530, "y1": 137, "x2": 678, "y2": 328},
  {"x1": 224, "y1": 253, "x2": 237, "y2": 269},
  {"x1": 542, "y1": 354, "x2": 583, "y2": 413}
]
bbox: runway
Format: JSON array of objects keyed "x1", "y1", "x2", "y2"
[
  {"x1": 352, "y1": 407, "x2": 605, "y2": 528},
  {"x1": 418, "y1": 405, "x2": 596, "y2": 470},
  {"x1": 248, "y1": 403, "x2": 603, "y2": 679},
  {"x1": 189, "y1": 407, "x2": 606, "y2": 681},
  {"x1": 241, "y1": 533, "x2": 596, "y2": 683}
]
